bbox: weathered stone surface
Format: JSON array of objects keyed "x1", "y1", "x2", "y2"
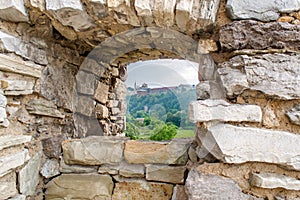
[
  {"x1": 41, "y1": 62, "x2": 76, "y2": 111},
  {"x1": 197, "y1": 39, "x2": 218, "y2": 54},
  {"x1": 220, "y1": 20, "x2": 300, "y2": 51},
  {"x1": 200, "y1": 123, "x2": 300, "y2": 171},
  {"x1": 8, "y1": 195, "x2": 26, "y2": 200},
  {"x1": 25, "y1": 99, "x2": 64, "y2": 118},
  {"x1": 0, "y1": 54, "x2": 42, "y2": 78},
  {"x1": 46, "y1": 0, "x2": 95, "y2": 31},
  {"x1": 76, "y1": 71, "x2": 95, "y2": 95},
  {"x1": 19, "y1": 152, "x2": 42, "y2": 195},
  {"x1": 98, "y1": 164, "x2": 119, "y2": 175},
  {"x1": 119, "y1": 161, "x2": 145, "y2": 178},
  {"x1": 196, "y1": 81, "x2": 224, "y2": 100},
  {"x1": 63, "y1": 136, "x2": 125, "y2": 165},
  {"x1": 0, "y1": 0, "x2": 28, "y2": 22},
  {"x1": 75, "y1": 95, "x2": 95, "y2": 116},
  {"x1": 175, "y1": 0, "x2": 193, "y2": 31},
  {"x1": 0, "y1": 135, "x2": 31, "y2": 151},
  {"x1": 0, "y1": 31, "x2": 48, "y2": 65},
  {"x1": 286, "y1": 104, "x2": 300, "y2": 126},
  {"x1": 40, "y1": 159, "x2": 60, "y2": 179},
  {"x1": 0, "y1": 173, "x2": 18, "y2": 199},
  {"x1": 95, "y1": 104, "x2": 109, "y2": 119},
  {"x1": 124, "y1": 139, "x2": 190, "y2": 165},
  {"x1": 152, "y1": 0, "x2": 177, "y2": 27},
  {"x1": 189, "y1": 99, "x2": 262, "y2": 123},
  {"x1": 186, "y1": 169, "x2": 257, "y2": 200},
  {"x1": 250, "y1": 172, "x2": 300, "y2": 191},
  {"x1": 60, "y1": 159, "x2": 98, "y2": 173},
  {"x1": 46, "y1": 174, "x2": 113, "y2": 199},
  {"x1": 42, "y1": 135, "x2": 64, "y2": 159},
  {"x1": 112, "y1": 180, "x2": 173, "y2": 200},
  {"x1": 218, "y1": 54, "x2": 300, "y2": 99},
  {"x1": 134, "y1": 0, "x2": 152, "y2": 18},
  {"x1": 226, "y1": 0, "x2": 300, "y2": 21},
  {"x1": 0, "y1": 149, "x2": 30, "y2": 177},
  {"x1": 146, "y1": 165, "x2": 186, "y2": 184},
  {"x1": 171, "y1": 185, "x2": 188, "y2": 200},
  {"x1": 94, "y1": 82, "x2": 109, "y2": 104}
]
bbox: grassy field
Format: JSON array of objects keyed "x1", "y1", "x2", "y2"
[{"x1": 138, "y1": 128, "x2": 194, "y2": 140}]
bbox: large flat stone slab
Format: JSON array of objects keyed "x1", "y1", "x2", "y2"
[
  {"x1": 218, "y1": 54, "x2": 300, "y2": 99},
  {"x1": 226, "y1": 0, "x2": 300, "y2": 21},
  {"x1": 124, "y1": 139, "x2": 190, "y2": 165},
  {"x1": 25, "y1": 99, "x2": 64, "y2": 118},
  {"x1": 220, "y1": 20, "x2": 300, "y2": 51},
  {"x1": 46, "y1": 174, "x2": 113, "y2": 199},
  {"x1": 0, "y1": 135, "x2": 31, "y2": 151},
  {"x1": 188, "y1": 99, "x2": 262, "y2": 123},
  {"x1": 200, "y1": 123, "x2": 300, "y2": 171},
  {"x1": 112, "y1": 180, "x2": 173, "y2": 200},
  {"x1": 0, "y1": 0, "x2": 29, "y2": 22},
  {"x1": 0, "y1": 149, "x2": 30, "y2": 177},
  {"x1": 185, "y1": 169, "x2": 260, "y2": 200},
  {"x1": 19, "y1": 152, "x2": 42, "y2": 195},
  {"x1": 62, "y1": 136, "x2": 125, "y2": 165},
  {"x1": 146, "y1": 165, "x2": 186, "y2": 184},
  {"x1": 250, "y1": 172, "x2": 300, "y2": 191}
]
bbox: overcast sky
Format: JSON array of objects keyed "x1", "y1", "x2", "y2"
[{"x1": 126, "y1": 59, "x2": 199, "y2": 88}]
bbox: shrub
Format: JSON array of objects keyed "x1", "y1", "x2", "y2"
[
  {"x1": 125, "y1": 122, "x2": 140, "y2": 140},
  {"x1": 149, "y1": 123, "x2": 178, "y2": 141}
]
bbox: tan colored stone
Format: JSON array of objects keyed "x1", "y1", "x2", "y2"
[
  {"x1": 25, "y1": 99, "x2": 64, "y2": 118},
  {"x1": 62, "y1": 136, "x2": 125, "y2": 165},
  {"x1": 119, "y1": 161, "x2": 145, "y2": 178},
  {"x1": 197, "y1": 39, "x2": 218, "y2": 54},
  {"x1": 124, "y1": 139, "x2": 190, "y2": 165},
  {"x1": 175, "y1": 0, "x2": 193, "y2": 31},
  {"x1": 95, "y1": 104, "x2": 109, "y2": 119},
  {"x1": 0, "y1": 135, "x2": 31, "y2": 151},
  {"x1": 95, "y1": 82, "x2": 109, "y2": 104},
  {"x1": 278, "y1": 16, "x2": 294, "y2": 23},
  {"x1": 46, "y1": 174, "x2": 113, "y2": 199},
  {"x1": 0, "y1": 0, "x2": 29, "y2": 22},
  {"x1": 172, "y1": 185, "x2": 188, "y2": 200},
  {"x1": 146, "y1": 165, "x2": 186, "y2": 184},
  {"x1": 112, "y1": 180, "x2": 173, "y2": 200},
  {"x1": 0, "y1": 172, "x2": 18, "y2": 199}
]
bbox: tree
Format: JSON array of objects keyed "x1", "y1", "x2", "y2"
[
  {"x1": 149, "y1": 123, "x2": 178, "y2": 141},
  {"x1": 125, "y1": 122, "x2": 140, "y2": 140}
]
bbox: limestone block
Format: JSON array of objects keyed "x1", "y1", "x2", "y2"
[
  {"x1": 112, "y1": 180, "x2": 173, "y2": 200},
  {"x1": 41, "y1": 135, "x2": 64, "y2": 159},
  {"x1": 197, "y1": 39, "x2": 218, "y2": 54},
  {"x1": 80, "y1": 58, "x2": 105, "y2": 77},
  {"x1": 107, "y1": 0, "x2": 140, "y2": 26},
  {"x1": 134, "y1": 0, "x2": 152, "y2": 17},
  {"x1": 46, "y1": 174, "x2": 113, "y2": 199},
  {"x1": 94, "y1": 82, "x2": 109, "y2": 104},
  {"x1": 226, "y1": 0, "x2": 300, "y2": 21},
  {"x1": 185, "y1": 169, "x2": 258, "y2": 200},
  {"x1": 25, "y1": 99, "x2": 64, "y2": 118},
  {"x1": 8, "y1": 195, "x2": 26, "y2": 200},
  {"x1": 74, "y1": 95, "x2": 95, "y2": 116},
  {"x1": 146, "y1": 165, "x2": 186, "y2": 184},
  {"x1": 250, "y1": 172, "x2": 300, "y2": 191},
  {"x1": 119, "y1": 161, "x2": 145, "y2": 178},
  {"x1": 0, "y1": 54, "x2": 42, "y2": 78},
  {"x1": 0, "y1": 173, "x2": 18, "y2": 199},
  {"x1": 175, "y1": 0, "x2": 193, "y2": 31},
  {"x1": 40, "y1": 159, "x2": 60, "y2": 179},
  {"x1": 30, "y1": 0, "x2": 45, "y2": 11},
  {"x1": 60, "y1": 159, "x2": 98, "y2": 173},
  {"x1": 1, "y1": 79, "x2": 35, "y2": 96},
  {"x1": 19, "y1": 152, "x2": 42, "y2": 195},
  {"x1": 153, "y1": 0, "x2": 177, "y2": 27},
  {"x1": 200, "y1": 123, "x2": 300, "y2": 171},
  {"x1": 0, "y1": 149, "x2": 30, "y2": 177},
  {"x1": 220, "y1": 20, "x2": 300, "y2": 51},
  {"x1": 189, "y1": 99, "x2": 262, "y2": 123},
  {"x1": 0, "y1": 0, "x2": 28, "y2": 22},
  {"x1": 95, "y1": 104, "x2": 109, "y2": 119},
  {"x1": 98, "y1": 164, "x2": 119, "y2": 175},
  {"x1": 76, "y1": 71, "x2": 95, "y2": 95},
  {"x1": 0, "y1": 135, "x2": 31, "y2": 151},
  {"x1": 196, "y1": 81, "x2": 224, "y2": 100},
  {"x1": 0, "y1": 31, "x2": 48, "y2": 65},
  {"x1": 218, "y1": 54, "x2": 300, "y2": 99},
  {"x1": 62, "y1": 136, "x2": 125, "y2": 165},
  {"x1": 124, "y1": 139, "x2": 190, "y2": 165},
  {"x1": 46, "y1": 0, "x2": 94, "y2": 31},
  {"x1": 286, "y1": 104, "x2": 300, "y2": 126},
  {"x1": 113, "y1": 78, "x2": 126, "y2": 100},
  {"x1": 171, "y1": 185, "x2": 188, "y2": 200}
]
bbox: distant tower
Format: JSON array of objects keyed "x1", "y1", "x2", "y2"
[{"x1": 134, "y1": 81, "x2": 137, "y2": 94}]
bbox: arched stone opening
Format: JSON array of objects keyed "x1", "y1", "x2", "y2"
[{"x1": 74, "y1": 27, "x2": 224, "y2": 137}]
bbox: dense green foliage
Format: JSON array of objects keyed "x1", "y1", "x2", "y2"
[{"x1": 125, "y1": 88, "x2": 196, "y2": 140}]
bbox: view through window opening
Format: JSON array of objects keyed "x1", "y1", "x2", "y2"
[{"x1": 125, "y1": 59, "x2": 198, "y2": 141}]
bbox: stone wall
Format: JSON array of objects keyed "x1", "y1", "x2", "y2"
[{"x1": 0, "y1": 0, "x2": 299, "y2": 199}]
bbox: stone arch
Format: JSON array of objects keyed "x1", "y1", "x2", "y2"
[{"x1": 74, "y1": 27, "x2": 223, "y2": 137}]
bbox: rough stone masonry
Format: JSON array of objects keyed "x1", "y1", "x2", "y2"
[{"x1": 0, "y1": 0, "x2": 299, "y2": 199}]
